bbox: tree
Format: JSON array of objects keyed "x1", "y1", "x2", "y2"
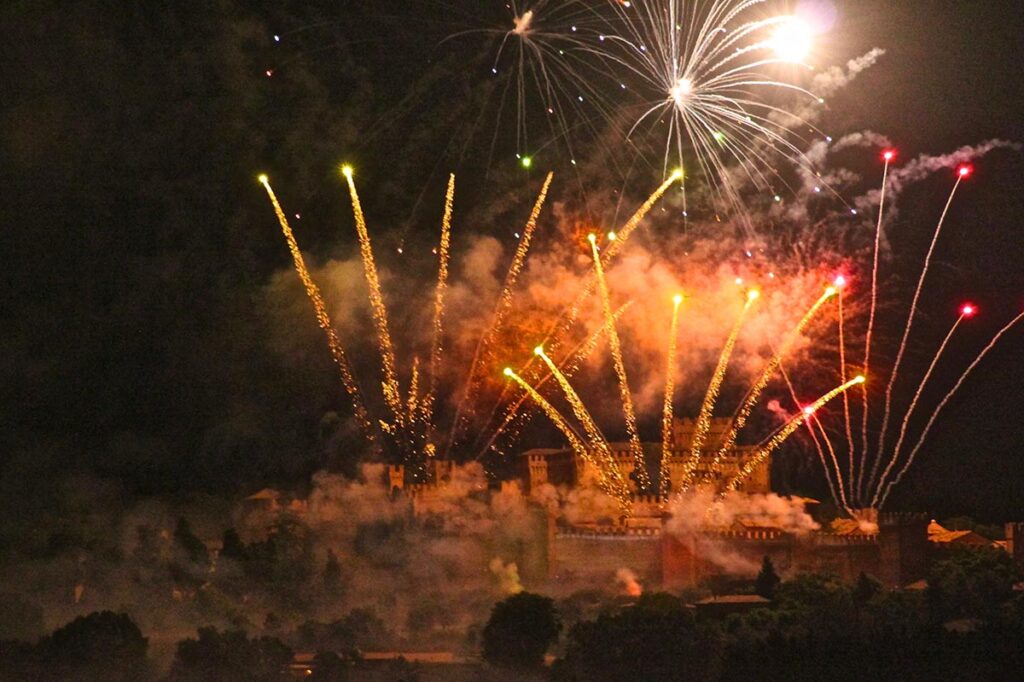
[
  {"x1": 324, "y1": 549, "x2": 343, "y2": 595},
  {"x1": 221, "y1": 527, "x2": 247, "y2": 562},
  {"x1": 561, "y1": 593, "x2": 716, "y2": 681},
  {"x1": 755, "y1": 556, "x2": 780, "y2": 599},
  {"x1": 174, "y1": 517, "x2": 208, "y2": 564},
  {"x1": 45, "y1": 611, "x2": 149, "y2": 681},
  {"x1": 170, "y1": 627, "x2": 292, "y2": 682},
  {"x1": 853, "y1": 572, "x2": 882, "y2": 607},
  {"x1": 482, "y1": 592, "x2": 561, "y2": 670}
]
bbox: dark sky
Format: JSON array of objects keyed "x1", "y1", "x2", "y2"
[{"x1": 1, "y1": 1, "x2": 1022, "y2": 519}]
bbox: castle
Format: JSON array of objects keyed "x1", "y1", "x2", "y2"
[{"x1": 377, "y1": 416, "x2": 1024, "y2": 592}]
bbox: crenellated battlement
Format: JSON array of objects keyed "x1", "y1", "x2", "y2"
[
  {"x1": 555, "y1": 525, "x2": 662, "y2": 539},
  {"x1": 879, "y1": 511, "x2": 930, "y2": 527}
]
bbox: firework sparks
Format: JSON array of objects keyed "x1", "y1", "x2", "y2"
[
  {"x1": 659, "y1": 294, "x2": 684, "y2": 498},
  {"x1": 682, "y1": 289, "x2": 757, "y2": 489},
  {"x1": 725, "y1": 375, "x2": 865, "y2": 492},
  {"x1": 504, "y1": 366, "x2": 630, "y2": 510},
  {"x1": 710, "y1": 285, "x2": 838, "y2": 474},
  {"x1": 259, "y1": 175, "x2": 375, "y2": 446},
  {"x1": 590, "y1": 232, "x2": 650, "y2": 492},
  {"x1": 877, "y1": 309, "x2": 1024, "y2": 508},
  {"x1": 342, "y1": 166, "x2": 405, "y2": 433},
  {"x1": 424, "y1": 174, "x2": 456, "y2": 427},
  {"x1": 869, "y1": 167, "x2": 970, "y2": 494}
]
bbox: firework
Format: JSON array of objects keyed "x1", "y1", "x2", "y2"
[
  {"x1": 682, "y1": 289, "x2": 756, "y2": 489},
  {"x1": 424, "y1": 174, "x2": 456, "y2": 427},
  {"x1": 659, "y1": 294, "x2": 684, "y2": 498},
  {"x1": 504, "y1": 366, "x2": 631, "y2": 510},
  {"x1": 709, "y1": 285, "x2": 838, "y2": 474},
  {"x1": 590, "y1": 232, "x2": 650, "y2": 492},
  {"x1": 876, "y1": 309, "x2": 1024, "y2": 508},
  {"x1": 342, "y1": 166, "x2": 405, "y2": 432},
  {"x1": 448, "y1": 173, "x2": 553, "y2": 454},
  {"x1": 259, "y1": 175, "x2": 374, "y2": 446},
  {"x1": 870, "y1": 167, "x2": 971, "y2": 492},
  {"x1": 725, "y1": 375, "x2": 865, "y2": 492}
]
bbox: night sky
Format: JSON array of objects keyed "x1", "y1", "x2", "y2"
[{"x1": 2, "y1": 1, "x2": 1023, "y2": 520}]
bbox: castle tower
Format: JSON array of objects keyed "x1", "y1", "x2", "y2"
[
  {"x1": 878, "y1": 512, "x2": 930, "y2": 587},
  {"x1": 387, "y1": 464, "x2": 405, "y2": 496},
  {"x1": 1005, "y1": 522, "x2": 1024, "y2": 566}
]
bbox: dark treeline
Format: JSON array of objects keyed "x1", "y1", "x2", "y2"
[{"x1": 2, "y1": 545, "x2": 1021, "y2": 680}]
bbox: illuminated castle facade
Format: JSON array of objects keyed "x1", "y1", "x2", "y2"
[{"x1": 520, "y1": 416, "x2": 771, "y2": 499}]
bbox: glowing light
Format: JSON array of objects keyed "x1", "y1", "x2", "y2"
[
  {"x1": 588, "y1": 233, "x2": 597, "y2": 244},
  {"x1": 503, "y1": 367, "x2": 513, "y2": 377},
  {"x1": 533, "y1": 345, "x2": 544, "y2": 356},
  {"x1": 670, "y1": 77, "x2": 693, "y2": 107},
  {"x1": 882, "y1": 149, "x2": 896, "y2": 162},
  {"x1": 673, "y1": 293, "x2": 684, "y2": 306},
  {"x1": 257, "y1": 173, "x2": 268, "y2": 184},
  {"x1": 521, "y1": 156, "x2": 533, "y2": 169},
  {"x1": 833, "y1": 275, "x2": 847, "y2": 288},
  {"x1": 747, "y1": 289, "x2": 760, "y2": 301},
  {"x1": 803, "y1": 406, "x2": 816, "y2": 416},
  {"x1": 770, "y1": 18, "x2": 813, "y2": 62},
  {"x1": 607, "y1": 231, "x2": 617, "y2": 241},
  {"x1": 825, "y1": 286, "x2": 837, "y2": 297},
  {"x1": 958, "y1": 164, "x2": 973, "y2": 177},
  {"x1": 960, "y1": 303, "x2": 976, "y2": 317},
  {"x1": 341, "y1": 165, "x2": 353, "y2": 178}
]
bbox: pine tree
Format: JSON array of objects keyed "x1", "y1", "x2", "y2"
[{"x1": 755, "y1": 556, "x2": 780, "y2": 599}]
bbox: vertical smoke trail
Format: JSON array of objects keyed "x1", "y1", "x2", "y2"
[
  {"x1": 683, "y1": 291, "x2": 757, "y2": 488},
  {"x1": 870, "y1": 173, "x2": 966, "y2": 494},
  {"x1": 660, "y1": 295, "x2": 684, "y2": 498},
  {"x1": 878, "y1": 310, "x2": 1024, "y2": 508},
  {"x1": 590, "y1": 234, "x2": 651, "y2": 492},
  {"x1": 872, "y1": 312, "x2": 966, "y2": 507},
  {"x1": 259, "y1": 176, "x2": 375, "y2": 448},
  {"x1": 724, "y1": 375, "x2": 865, "y2": 492},
  {"x1": 535, "y1": 347, "x2": 624, "y2": 486},
  {"x1": 447, "y1": 172, "x2": 553, "y2": 455},
  {"x1": 424, "y1": 174, "x2": 455, "y2": 426},
  {"x1": 342, "y1": 167, "x2": 405, "y2": 431},
  {"x1": 504, "y1": 368, "x2": 630, "y2": 510},
  {"x1": 857, "y1": 156, "x2": 891, "y2": 502},
  {"x1": 836, "y1": 287, "x2": 858, "y2": 501},
  {"x1": 712, "y1": 287, "x2": 838, "y2": 475}
]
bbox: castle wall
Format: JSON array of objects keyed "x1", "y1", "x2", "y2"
[{"x1": 549, "y1": 528, "x2": 663, "y2": 589}]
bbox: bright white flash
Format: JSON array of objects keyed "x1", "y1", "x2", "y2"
[
  {"x1": 670, "y1": 77, "x2": 693, "y2": 107},
  {"x1": 513, "y1": 10, "x2": 534, "y2": 36},
  {"x1": 770, "y1": 18, "x2": 812, "y2": 62}
]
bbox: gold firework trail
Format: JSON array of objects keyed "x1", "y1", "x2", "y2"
[
  {"x1": 683, "y1": 290, "x2": 757, "y2": 489},
  {"x1": 535, "y1": 346, "x2": 623, "y2": 488},
  {"x1": 711, "y1": 286, "x2": 838, "y2": 473},
  {"x1": 424, "y1": 173, "x2": 455, "y2": 424},
  {"x1": 448, "y1": 172, "x2": 553, "y2": 453},
  {"x1": 342, "y1": 167, "x2": 404, "y2": 431},
  {"x1": 590, "y1": 234, "x2": 650, "y2": 491},
  {"x1": 259, "y1": 175, "x2": 374, "y2": 446},
  {"x1": 660, "y1": 295, "x2": 684, "y2": 498},
  {"x1": 476, "y1": 302, "x2": 633, "y2": 460},
  {"x1": 504, "y1": 367, "x2": 630, "y2": 511}
]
